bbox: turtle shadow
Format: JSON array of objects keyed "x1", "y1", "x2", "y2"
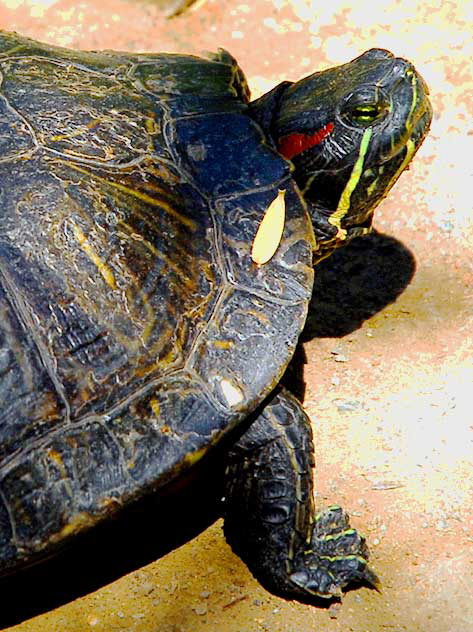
[
  {"x1": 0, "y1": 231, "x2": 415, "y2": 628},
  {"x1": 284, "y1": 231, "x2": 416, "y2": 400},
  {"x1": 0, "y1": 440, "x2": 345, "y2": 627},
  {"x1": 304, "y1": 230, "x2": 416, "y2": 340},
  {"x1": 0, "y1": 466, "x2": 225, "y2": 628}
]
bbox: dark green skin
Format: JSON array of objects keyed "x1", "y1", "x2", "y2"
[{"x1": 0, "y1": 31, "x2": 431, "y2": 600}]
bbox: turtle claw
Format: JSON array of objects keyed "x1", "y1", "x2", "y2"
[
  {"x1": 289, "y1": 506, "x2": 378, "y2": 599},
  {"x1": 289, "y1": 569, "x2": 343, "y2": 598},
  {"x1": 363, "y1": 566, "x2": 382, "y2": 592}
]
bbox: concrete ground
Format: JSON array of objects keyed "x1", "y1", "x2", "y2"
[{"x1": 0, "y1": 0, "x2": 471, "y2": 631}]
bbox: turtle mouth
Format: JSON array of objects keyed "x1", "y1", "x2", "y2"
[
  {"x1": 404, "y1": 84, "x2": 432, "y2": 150},
  {"x1": 380, "y1": 66, "x2": 432, "y2": 163},
  {"x1": 341, "y1": 92, "x2": 432, "y2": 235},
  {"x1": 411, "y1": 101, "x2": 433, "y2": 145}
]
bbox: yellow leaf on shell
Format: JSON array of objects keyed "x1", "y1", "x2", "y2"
[{"x1": 251, "y1": 189, "x2": 286, "y2": 266}]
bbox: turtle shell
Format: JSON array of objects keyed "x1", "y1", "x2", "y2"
[{"x1": 0, "y1": 32, "x2": 314, "y2": 571}]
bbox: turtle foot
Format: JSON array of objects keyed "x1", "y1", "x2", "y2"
[
  {"x1": 223, "y1": 389, "x2": 378, "y2": 604},
  {"x1": 290, "y1": 506, "x2": 379, "y2": 598}
]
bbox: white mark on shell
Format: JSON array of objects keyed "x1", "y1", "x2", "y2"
[{"x1": 218, "y1": 377, "x2": 244, "y2": 407}]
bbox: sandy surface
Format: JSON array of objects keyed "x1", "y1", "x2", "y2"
[{"x1": 0, "y1": 0, "x2": 471, "y2": 631}]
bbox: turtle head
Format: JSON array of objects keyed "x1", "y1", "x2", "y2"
[{"x1": 254, "y1": 49, "x2": 432, "y2": 262}]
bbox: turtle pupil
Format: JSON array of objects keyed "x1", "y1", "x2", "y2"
[{"x1": 351, "y1": 104, "x2": 381, "y2": 123}]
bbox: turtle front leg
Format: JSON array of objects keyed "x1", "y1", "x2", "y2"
[{"x1": 223, "y1": 388, "x2": 378, "y2": 600}]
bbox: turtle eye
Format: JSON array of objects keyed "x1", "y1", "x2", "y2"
[
  {"x1": 340, "y1": 89, "x2": 390, "y2": 127},
  {"x1": 350, "y1": 103, "x2": 383, "y2": 123}
]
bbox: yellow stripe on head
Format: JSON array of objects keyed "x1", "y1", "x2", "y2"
[
  {"x1": 329, "y1": 127, "x2": 373, "y2": 233},
  {"x1": 391, "y1": 138, "x2": 417, "y2": 185},
  {"x1": 406, "y1": 68, "x2": 418, "y2": 128}
]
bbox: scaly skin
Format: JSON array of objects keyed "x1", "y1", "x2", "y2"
[{"x1": 223, "y1": 389, "x2": 379, "y2": 599}]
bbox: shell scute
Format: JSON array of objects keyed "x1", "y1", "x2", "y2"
[{"x1": 0, "y1": 33, "x2": 314, "y2": 571}]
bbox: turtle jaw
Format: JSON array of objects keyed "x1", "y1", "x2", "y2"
[
  {"x1": 310, "y1": 97, "x2": 432, "y2": 263},
  {"x1": 340, "y1": 100, "x2": 432, "y2": 234},
  {"x1": 341, "y1": 75, "x2": 433, "y2": 237},
  {"x1": 377, "y1": 60, "x2": 433, "y2": 165}
]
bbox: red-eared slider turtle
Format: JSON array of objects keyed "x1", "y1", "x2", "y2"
[{"x1": 0, "y1": 31, "x2": 431, "y2": 601}]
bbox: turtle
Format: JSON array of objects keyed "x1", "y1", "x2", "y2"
[{"x1": 0, "y1": 30, "x2": 431, "y2": 602}]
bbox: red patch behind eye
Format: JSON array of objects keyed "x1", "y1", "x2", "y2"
[{"x1": 278, "y1": 122, "x2": 335, "y2": 160}]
